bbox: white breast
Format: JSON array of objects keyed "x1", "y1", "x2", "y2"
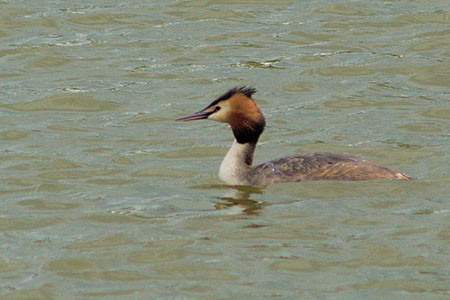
[{"x1": 218, "y1": 141, "x2": 253, "y2": 185}]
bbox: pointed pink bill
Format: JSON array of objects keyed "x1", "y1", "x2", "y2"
[{"x1": 175, "y1": 109, "x2": 213, "y2": 122}]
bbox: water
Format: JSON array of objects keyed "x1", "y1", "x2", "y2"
[{"x1": 1, "y1": 1, "x2": 449, "y2": 298}]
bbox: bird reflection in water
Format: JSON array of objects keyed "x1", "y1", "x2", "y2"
[{"x1": 192, "y1": 184, "x2": 264, "y2": 216}]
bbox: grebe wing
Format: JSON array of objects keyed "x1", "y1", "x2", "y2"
[{"x1": 252, "y1": 152, "x2": 410, "y2": 183}]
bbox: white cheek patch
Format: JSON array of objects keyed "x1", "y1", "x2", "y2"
[
  {"x1": 208, "y1": 109, "x2": 228, "y2": 123},
  {"x1": 208, "y1": 114, "x2": 221, "y2": 122}
]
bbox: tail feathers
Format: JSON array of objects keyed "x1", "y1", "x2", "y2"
[{"x1": 394, "y1": 172, "x2": 412, "y2": 181}]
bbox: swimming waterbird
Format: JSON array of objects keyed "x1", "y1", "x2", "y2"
[{"x1": 176, "y1": 87, "x2": 411, "y2": 185}]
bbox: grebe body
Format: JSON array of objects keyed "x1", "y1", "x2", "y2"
[{"x1": 176, "y1": 87, "x2": 410, "y2": 186}]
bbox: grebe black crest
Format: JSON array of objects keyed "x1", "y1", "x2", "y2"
[{"x1": 176, "y1": 87, "x2": 411, "y2": 186}]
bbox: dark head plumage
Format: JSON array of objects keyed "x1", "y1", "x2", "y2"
[
  {"x1": 176, "y1": 86, "x2": 264, "y2": 144},
  {"x1": 206, "y1": 86, "x2": 257, "y2": 109}
]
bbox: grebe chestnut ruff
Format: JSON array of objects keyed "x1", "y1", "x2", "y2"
[{"x1": 176, "y1": 87, "x2": 411, "y2": 186}]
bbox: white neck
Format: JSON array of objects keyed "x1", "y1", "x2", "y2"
[{"x1": 218, "y1": 140, "x2": 256, "y2": 185}]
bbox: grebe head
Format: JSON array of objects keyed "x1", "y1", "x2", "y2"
[{"x1": 176, "y1": 86, "x2": 266, "y2": 143}]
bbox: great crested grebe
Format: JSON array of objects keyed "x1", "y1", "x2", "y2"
[{"x1": 176, "y1": 87, "x2": 411, "y2": 186}]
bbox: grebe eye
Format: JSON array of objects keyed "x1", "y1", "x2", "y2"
[{"x1": 214, "y1": 106, "x2": 221, "y2": 112}]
